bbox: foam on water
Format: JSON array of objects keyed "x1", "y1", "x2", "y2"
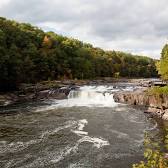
[
  {"x1": 72, "y1": 119, "x2": 109, "y2": 149},
  {"x1": 78, "y1": 136, "x2": 109, "y2": 148},
  {"x1": 0, "y1": 139, "x2": 38, "y2": 154},
  {"x1": 78, "y1": 119, "x2": 88, "y2": 130},
  {"x1": 50, "y1": 119, "x2": 109, "y2": 164},
  {"x1": 72, "y1": 130, "x2": 88, "y2": 135},
  {"x1": 1, "y1": 118, "x2": 109, "y2": 167},
  {"x1": 71, "y1": 119, "x2": 88, "y2": 136},
  {"x1": 0, "y1": 120, "x2": 77, "y2": 154},
  {"x1": 50, "y1": 145, "x2": 79, "y2": 164},
  {"x1": 72, "y1": 119, "x2": 88, "y2": 136},
  {"x1": 110, "y1": 130, "x2": 129, "y2": 139},
  {"x1": 40, "y1": 120, "x2": 77, "y2": 139}
]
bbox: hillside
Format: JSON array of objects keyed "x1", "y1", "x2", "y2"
[{"x1": 0, "y1": 17, "x2": 157, "y2": 91}]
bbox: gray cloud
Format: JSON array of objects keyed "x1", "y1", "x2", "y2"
[{"x1": 0, "y1": 0, "x2": 168, "y2": 58}]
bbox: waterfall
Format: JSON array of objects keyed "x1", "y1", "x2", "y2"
[
  {"x1": 36, "y1": 85, "x2": 122, "y2": 111},
  {"x1": 67, "y1": 86, "x2": 118, "y2": 107}
]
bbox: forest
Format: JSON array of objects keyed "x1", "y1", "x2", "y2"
[{"x1": 0, "y1": 17, "x2": 158, "y2": 91}]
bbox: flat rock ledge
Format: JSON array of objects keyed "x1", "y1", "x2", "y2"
[{"x1": 113, "y1": 88, "x2": 168, "y2": 120}]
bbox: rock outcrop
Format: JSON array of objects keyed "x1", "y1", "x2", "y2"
[
  {"x1": 36, "y1": 87, "x2": 72, "y2": 100},
  {"x1": 113, "y1": 88, "x2": 168, "y2": 120},
  {"x1": 0, "y1": 85, "x2": 78, "y2": 107},
  {"x1": 0, "y1": 93, "x2": 19, "y2": 106}
]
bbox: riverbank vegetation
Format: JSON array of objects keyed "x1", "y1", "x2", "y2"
[
  {"x1": 133, "y1": 132, "x2": 168, "y2": 168},
  {"x1": 133, "y1": 43, "x2": 168, "y2": 168},
  {"x1": 0, "y1": 17, "x2": 158, "y2": 92},
  {"x1": 156, "y1": 44, "x2": 168, "y2": 81},
  {"x1": 147, "y1": 86, "x2": 168, "y2": 96},
  {"x1": 147, "y1": 44, "x2": 168, "y2": 96}
]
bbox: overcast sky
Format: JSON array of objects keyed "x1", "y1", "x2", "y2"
[{"x1": 0, "y1": 0, "x2": 168, "y2": 59}]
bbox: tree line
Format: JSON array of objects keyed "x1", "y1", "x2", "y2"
[
  {"x1": 0, "y1": 17, "x2": 158, "y2": 91},
  {"x1": 156, "y1": 44, "x2": 168, "y2": 81}
]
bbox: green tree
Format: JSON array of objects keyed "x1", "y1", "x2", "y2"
[
  {"x1": 133, "y1": 132, "x2": 168, "y2": 168},
  {"x1": 156, "y1": 44, "x2": 168, "y2": 80}
]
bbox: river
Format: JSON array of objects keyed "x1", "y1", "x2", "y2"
[{"x1": 0, "y1": 84, "x2": 168, "y2": 168}]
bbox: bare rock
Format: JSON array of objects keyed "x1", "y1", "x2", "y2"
[
  {"x1": 162, "y1": 109, "x2": 168, "y2": 120},
  {"x1": 36, "y1": 87, "x2": 72, "y2": 100},
  {"x1": 113, "y1": 88, "x2": 148, "y2": 106},
  {"x1": 0, "y1": 93, "x2": 19, "y2": 106},
  {"x1": 113, "y1": 88, "x2": 168, "y2": 120}
]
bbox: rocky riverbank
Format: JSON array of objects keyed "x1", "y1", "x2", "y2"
[
  {"x1": 0, "y1": 78, "x2": 147, "y2": 107},
  {"x1": 113, "y1": 88, "x2": 168, "y2": 120},
  {"x1": 0, "y1": 80, "x2": 85, "y2": 106},
  {"x1": 0, "y1": 89, "x2": 71, "y2": 107},
  {"x1": 0, "y1": 78, "x2": 162, "y2": 108}
]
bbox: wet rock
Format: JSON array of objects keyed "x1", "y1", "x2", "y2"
[
  {"x1": 35, "y1": 84, "x2": 80, "y2": 100},
  {"x1": 0, "y1": 93, "x2": 19, "y2": 106},
  {"x1": 162, "y1": 109, "x2": 168, "y2": 120},
  {"x1": 113, "y1": 89, "x2": 168, "y2": 120},
  {"x1": 144, "y1": 107, "x2": 158, "y2": 114},
  {"x1": 0, "y1": 79, "x2": 85, "y2": 107},
  {"x1": 164, "y1": 153, "x2": 168, "y2": 159},
  {"x1": 145, "y1": 107, "x2": 165, "y2": 118},
  {"x1": 0, "y1": 85, "x2": 76, "y2": 106},
  {"x1": 113, "y1": 88, "x2": 148, "y2": 106},
  {"x1": 36, "y1": 88, "x2": 69, "y2": 100}
]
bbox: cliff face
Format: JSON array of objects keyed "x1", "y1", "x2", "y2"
[{"x1": 113, "y1": 89, "x2": 168, "y2": 120}]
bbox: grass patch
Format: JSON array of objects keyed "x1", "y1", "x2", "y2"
[{"x1": 147, "y1": 86, "x2": 168, "y2": 96}]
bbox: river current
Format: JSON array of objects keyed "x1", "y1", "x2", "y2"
[{"x1": 0, "y1": 84, "x2": 168, "y2": 168}]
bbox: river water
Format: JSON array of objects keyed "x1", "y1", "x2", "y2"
[{"x1": 0, "y1": 84, "x2": 168, "y2": 168}]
